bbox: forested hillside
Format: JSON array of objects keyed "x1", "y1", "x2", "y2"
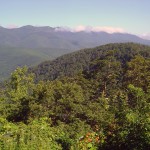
[
  {"x1": 0, "y1": 46, "x2": 51, "y2": 80},
  {"x1": 0, "y1": 43, "x2": 150, "y2": 149},
  {"x1": 31, "y1": 43, "x2": 150, "y2": 81},
  {"x1": 1, "y1": 25, "x2": 150, "y2": 80}
]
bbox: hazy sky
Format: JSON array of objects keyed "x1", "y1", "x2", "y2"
[{"x1": 0, "y1": 0, "x2": 150, "y2": 36}]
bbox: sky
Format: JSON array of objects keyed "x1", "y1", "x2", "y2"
[{"x1": 0, "y1": 0, "x2": 150, "y2": 38}]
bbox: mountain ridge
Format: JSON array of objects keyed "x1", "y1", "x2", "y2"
[
  {"x1": 31, "y1": 43, "x2": 150, "y2": 81},
  {"x1": 0, "y1": 25, "x2": 150, "y2": 48},
  {"x1": 1, "y1": 26, "x2": 150, "y2": 80}
]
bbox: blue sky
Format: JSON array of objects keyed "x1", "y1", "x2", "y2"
[{"x1": 0, "y1": 0, "x2": 150, "y2": 36}]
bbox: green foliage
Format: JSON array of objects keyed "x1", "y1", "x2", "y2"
[
  {"x1": 1, "y1": 67, "x2": 35, "y2": 122},
  {"x1": 0, "y1": 117, "x2": 62, "y2": 150},
  {"x1": 124, "y1": 55, "x2": 150, "y2": 92},
  {"x1": 0, "y1": 43, "x2": 150, "y2": 149},
  {"x1": 31, "y1": 43, "x2": 150, "y2": 81}
]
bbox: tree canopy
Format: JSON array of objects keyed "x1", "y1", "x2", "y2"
[{"x1": 0, "y1": 43, "x2": 150, "y2": 149}]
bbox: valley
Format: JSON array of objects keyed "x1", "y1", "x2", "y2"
[{"x1": 1, "y1": 25, "x2": 150, "y2": 80}]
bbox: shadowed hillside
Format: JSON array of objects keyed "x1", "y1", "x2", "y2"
[
  {"x1": 31, "y1": 43, "x2": 150, "y2": 81},
  {"x1": 1, "y1": 26, "x2": 150, "y2": 80}
]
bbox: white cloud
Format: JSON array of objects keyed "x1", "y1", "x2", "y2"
[
  {"x1": 74, "y1": 26, "x2": 125, "y2": 33},
  {"x1": 6, "y1": 24, "x2": 19, "y2": 29},
  {"x1": 139, "y1": 33, "x2": 150, "y2": 40},
  {"x1": 55, "y1": 25, "x2": 125, "y2": 33},
  {"x1": 55, "y1": 26, "x2": 72, "y2": 32}
]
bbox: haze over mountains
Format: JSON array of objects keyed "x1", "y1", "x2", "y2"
[{"x1": 0, "y1": 25, "x2": 150, "y2": 80}]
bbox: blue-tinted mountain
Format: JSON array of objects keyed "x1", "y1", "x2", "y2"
[{"x1": 0, "y1": 25, "x2": 150, "y2": 80}]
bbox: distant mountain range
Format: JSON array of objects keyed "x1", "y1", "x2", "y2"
[{"x1": 0, "y1": 25, "x2": 150, "y2": 80}]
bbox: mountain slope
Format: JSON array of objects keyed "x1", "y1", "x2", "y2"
[
  {"x1": 31, "y1": 43, "x2": 150, "y2": 81},
  {"x1": 1, "y1": 25, "x2": 150, "y2": 80},
  {"x1": 1, "y1": 43, "x2": 150, "y2": 150},
  {"x1": 0, "y1": 26, "x2": 150, "y2": 49},
  {"x1": 0, "y1": 46, "x2": 50, "y2": 80}
]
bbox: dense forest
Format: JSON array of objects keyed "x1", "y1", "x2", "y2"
[
  {"x1": 32, "y1": 43, "x2": 150, "y2": 81},
  {"x1": 2, "y1": 25, "x2": 150, "y2": 81},
  {"x1": 0, "y1": 43, "x2": 150, "y2": 149}
]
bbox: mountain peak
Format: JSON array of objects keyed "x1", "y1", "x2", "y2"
[
  {"x1": 19, "y1": 25, "x2": 54, "y2": 32},
  {"x1": 20, "y1": 25, "x2": 35, "y2": 29}
]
